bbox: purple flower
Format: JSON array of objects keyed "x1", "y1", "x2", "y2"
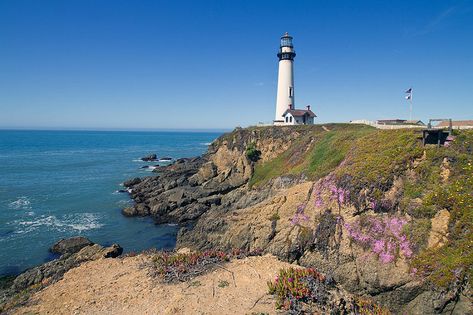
[
  {"x1": 379, "y1": 251, "x2": 395, "y2": 263},
  {"x1": 345, "y1": 215, "x2": 412, "y2": 264},
  {"x1": 372, "y1": 240, "x2": 385, "y2": 254},
  {"x1": 315, "y1": 196, "x2": 323, "y2": 207},
  {"x1": 288, "y1": 278, "x2": 293, "y2": 282}
]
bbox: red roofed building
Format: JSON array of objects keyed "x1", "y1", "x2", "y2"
[{"x1": 282, "y1": 105, "x2": 317, "y2": 125}]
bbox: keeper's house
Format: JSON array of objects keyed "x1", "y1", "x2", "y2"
[{"x1": 282, "y1": 105, "x2": 317, "y2": 125}]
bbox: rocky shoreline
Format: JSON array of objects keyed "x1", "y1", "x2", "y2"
[{"x1": 2, "y1": 125, "x2": 472, "y2": 314}]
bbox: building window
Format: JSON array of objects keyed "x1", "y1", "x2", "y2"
[
  {"x1": 289, "y1": 87, "x2": 293, "y2": 97},
  {"x1": 290, "y1": 116, "x2": 293, "y2": 123},
  {"x1": 285, "y1": 116, "x2": 288, "y2": 122}
]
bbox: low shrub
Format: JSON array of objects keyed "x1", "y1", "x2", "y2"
[
  {"x1": 246, "y1": 142, "x2": 261, "y2": 162},
  {"x1": 150, "y1": 248, "x2": 263, "y2": 283},
  {"x1": 267, "y1": 267, "x2": 391, "y2": 314},
  {"x1": 267, "y1": 267, "x2": 328, "y2": 310}
]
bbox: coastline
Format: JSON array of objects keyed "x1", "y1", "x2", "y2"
[
  {"x1": 0, "y1": 130, "x2": 221, "y2": 276},
  {"x1": 2, "y1": 125, "x2": 472, "y2": 314}
]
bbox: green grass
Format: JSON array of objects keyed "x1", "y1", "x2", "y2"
[
  {"x1": 334, "y1": 129, "x2": 424, "y2": 191},
  {"x1": 249, "y1": 124, "x2": 375, "y2": 188}
]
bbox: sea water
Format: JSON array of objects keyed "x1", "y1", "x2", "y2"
[{"x1": 0, "y1": 130, "x2": 222, "y2": 275}]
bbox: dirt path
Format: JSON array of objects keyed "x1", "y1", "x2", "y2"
[{"x1": 15, "y1": 254, "x2": 295, "y2": 315}]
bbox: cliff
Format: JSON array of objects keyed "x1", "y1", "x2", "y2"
[{"x1": 125, "y1": 124, "x2": 472, "y2": 314}]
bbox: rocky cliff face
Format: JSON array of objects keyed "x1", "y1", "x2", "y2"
[
  {"x1": 123, "y1": 125, "x2": 473, "y2": 314},
  {"x1": 122, "y1": 126, "x2": 308, "y2": 224}
]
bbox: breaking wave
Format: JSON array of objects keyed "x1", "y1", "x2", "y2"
[
  {"x1": 14, "y1": 213, "x2": 104, "y2": 234},
  {"x1": 8, "y1": 197, "x2": 32, "y2": 210}
]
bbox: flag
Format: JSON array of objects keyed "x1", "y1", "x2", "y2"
[{"x1": 405, "y1": 87, "x2": 412, "y2": 100}]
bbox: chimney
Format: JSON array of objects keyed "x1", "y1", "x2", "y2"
[
  {"x1": 288, "y1": 104, "x2": 293, "y2": 110},
  {"x1": 306, "y1": 105, "x2": 311, "y2": 110}
]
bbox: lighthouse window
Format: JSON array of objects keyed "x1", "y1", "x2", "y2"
[{"x1": 289, "y1": 87, "x2": 293, "y2": 97}]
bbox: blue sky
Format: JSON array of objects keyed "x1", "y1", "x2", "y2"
[{"x1": 0, "y1": 0, "x2": 472, "y2": 130}]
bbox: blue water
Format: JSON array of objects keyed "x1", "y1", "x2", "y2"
[{"x1": 0, "y1": 130, "x2": 222, "y2": 276}]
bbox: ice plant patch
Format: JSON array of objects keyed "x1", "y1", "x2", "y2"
[{"x1": 344, "y1": 215, "x2": 413, "y2": 263}]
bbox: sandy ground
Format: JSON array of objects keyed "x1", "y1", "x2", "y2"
[{"x1": 15, "y1": 254, "x2": 295, "y2": 315}]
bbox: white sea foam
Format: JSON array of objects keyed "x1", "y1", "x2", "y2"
[
  {"x1": 201, "y1": 142, "x2": 212, "y2": 146},
  {"x1": 8, "y1": 197, "x2": 32, "y2": 210},
  {"x1": 15, "y1": 213, "x2": 104, "y2": 234}
]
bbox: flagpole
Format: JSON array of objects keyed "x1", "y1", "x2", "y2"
[
  {"x1": 406, "y1": 87, "x2": 413, "y2": 121},
  {"x1": 409, "y1": 96, "x2": 412, "y2": 121}
]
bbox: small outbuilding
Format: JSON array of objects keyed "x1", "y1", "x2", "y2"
[
  {"x1": 282, "y1": 105, "x2": 316, "y2": 125},
  {"x1": 435, "y1": 120, "x2": 473, "y2": 130}
]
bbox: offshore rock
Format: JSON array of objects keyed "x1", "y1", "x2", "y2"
[{"x1": 140, "y1": 154, "x2": 157, "y2": 161}]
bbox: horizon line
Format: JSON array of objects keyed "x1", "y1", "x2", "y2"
[{"x1": 0, "y1": 127, "x2": 233, "y2": 133}]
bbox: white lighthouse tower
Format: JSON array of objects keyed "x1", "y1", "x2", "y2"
[{"x1": 274, "y1": 32, "x2": 296, "y2": 125}]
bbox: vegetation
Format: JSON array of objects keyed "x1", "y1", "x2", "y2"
[
  {"x1": 149, "y1": 249, "x2": 262, "y2": 283},
  {"x1": 249, "y1": 124, "x2": 374, "y2": 187},
  {"x1": 267, "y1": 267, "x2": 390, "y2": 314},
  {"x1": 344, "y1": 215, "x2": 413, "y2": 263},
  {"x1": 245, "y1": 142, "x2": 261, "y2": 162},
  {"x1": 412, "y1": 159, "x2": 473, "y2": 288},
  {"x1": 251, "y1": 124, "x2": 473, "y2": 291},
  {"x1": 267, "y1": 267, "x2": 328, "y2": 310}
]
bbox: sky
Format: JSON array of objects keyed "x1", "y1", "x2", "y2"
[{"x1": 0, "y1": 0, "x2": 472, "y2": 130}]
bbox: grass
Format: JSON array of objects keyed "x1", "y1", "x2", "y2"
[
  {"x1": 334, "y1": 129, "x2": 423, "y2": 192},
  {"x1": 249, "y1": 124, "x2": 375, "y2": 188},
  {"x1": 411, "y1": 157, "x2": 473, "y2": 288},
  {"x1": 217, "y1": 280, "x2": 229, "y2": 288}
]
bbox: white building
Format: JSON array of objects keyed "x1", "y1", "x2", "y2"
[
  {"x1": 273, "y1": 33, "x2": 316, "y2": 125},
  {"x1": 282, "y1": 105, "x2": 316, "y2": 125}
]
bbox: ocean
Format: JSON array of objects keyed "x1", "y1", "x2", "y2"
[{"x1": 0, "y1": 130, "x2": 223, "y2": 276}]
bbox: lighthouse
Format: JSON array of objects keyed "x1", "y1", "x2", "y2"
[
  {"x1": 274, "y1": 32, "x2": 296, "y2": 125},
  {"x1": 273, "y1": 33, "x2": 316, "y2": 125}
]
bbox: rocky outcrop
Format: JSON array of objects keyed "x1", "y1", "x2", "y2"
[
  {"x1": 50, "y1": 236, "x2": 93, "y2": 255},
  {"x1": 0, "y1": 238, "x2": 122, "y2": 312},
  {"x1": 177, "y1": 179, "x2": 470, "y2": 314},
  {"x1": 141, "y1": 154, "x2": 157, "y2": 161},
  {"x1": 123, "y1": 127, "x2": 306, "y2": 224}
]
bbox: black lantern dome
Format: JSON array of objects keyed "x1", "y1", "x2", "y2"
[{"x1": 277, "y1": 32, "x2": 296, "y2": 61}]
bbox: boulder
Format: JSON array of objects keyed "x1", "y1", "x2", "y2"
[
  {"x1": 123, "y1": 177, "x2": 141, "y2": 187},
  {"x1": 50, "y1": 236, "x2": 94, "y2": 255}
]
